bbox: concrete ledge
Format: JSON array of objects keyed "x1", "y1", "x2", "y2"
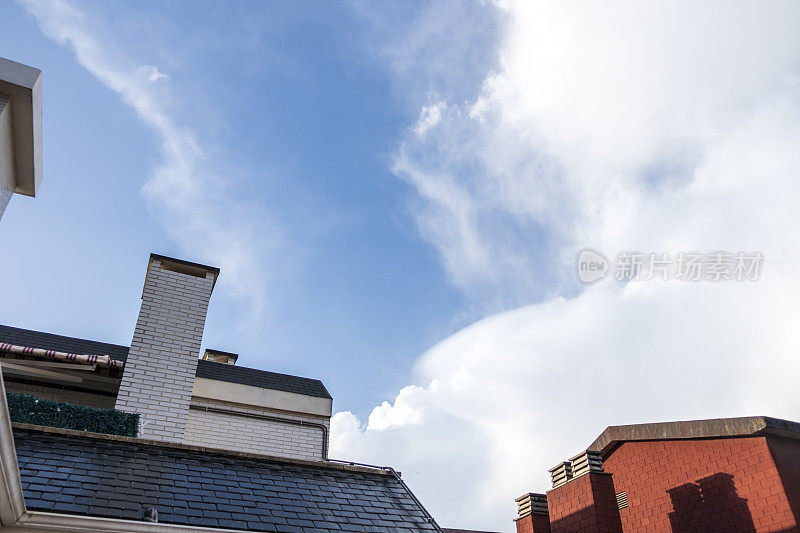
[{"x1": 588, "y1": 415, "x2": 800, "y2": 458}]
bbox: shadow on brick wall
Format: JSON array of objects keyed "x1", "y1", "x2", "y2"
[
  {"x1": 667, "y1": 473, "x2": 756, "y2": 532},
  {"x1": 768, "y1": 435, "x2": 800, "y2": 526}
]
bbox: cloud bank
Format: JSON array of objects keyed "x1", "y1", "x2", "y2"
[
  {"x1": 333, "y1": 1, "x2": 800, "y2": 530},
  {"x1": 20, "y1": 0, "x2": 278, "y2": 322}
]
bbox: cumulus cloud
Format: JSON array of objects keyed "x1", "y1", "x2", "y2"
[
  {"x1": 333, "y1": 1, "x2": 800, "y2": 530},
  {"x1": 20, "y1": 0, "x2": 279, "y2": 321}
]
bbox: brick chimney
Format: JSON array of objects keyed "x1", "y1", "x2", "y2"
[
  {"x1": 545, "y1": 451, "x2": 623, "y2": 532},
  {"x1": 115, "y1": 254, "x2": 219, "y2": 442}
]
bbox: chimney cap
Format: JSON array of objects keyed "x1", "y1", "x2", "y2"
[
  {"x1": 147, "y1": 254, "x2": 220, "y2": 293},
  {"x1": 202, "y1": 349, "x2": 238, "y2": 365},
  {"x1": 150, "y1": 253, "x2": 220, "y2": 275}
]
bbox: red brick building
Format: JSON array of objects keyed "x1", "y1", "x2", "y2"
[{"x1": 515, "y1": 416, "x2": 800, "y2": 532}]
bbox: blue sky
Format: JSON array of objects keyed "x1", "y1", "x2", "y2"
[
  {"x1": 5, "y1": 2, "x2": 800, "y2": 530},
  {"x1": 0, "y1": 0, "x2": 499, "y2": 420}
]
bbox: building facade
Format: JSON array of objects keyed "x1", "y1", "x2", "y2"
[
  {"x1": 515, "y1": 417, "x2": 800, "y2": 532},
  {"x1": 0, "y1": 254, "x2": 332, "y2": 462},
  {"x1": 0, "y1": 253, "x2": 442, "y2": 531}
]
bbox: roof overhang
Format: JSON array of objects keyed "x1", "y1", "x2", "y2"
[
  {"x1": 0, "y1": 58, "x2": 42, "y2": 198},
  {"x1": 588, "y1": 415, "x2": 800, "y2": 459}
]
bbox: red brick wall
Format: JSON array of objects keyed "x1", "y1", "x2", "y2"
[
  {"x1": 602, "y1": 436, "x2": 797, "y2": 531},
  {"x1": 516, "y1": 513, "x2": 552, "y2": 533},
  {"x1": 547, "y1": 473, "x2": 623, "y2": 532}
]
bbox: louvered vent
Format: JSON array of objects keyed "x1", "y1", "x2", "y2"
[
  {"x1": 515, "y1": 493, "x2": 548, "y2": 518},
  {"x1": 548, "y1": 461, "x2": 573, "y2": 488},
  {"x1": 570, "y1": 450, "x2": 604, "y2": 478},
  {"x1": 616, "y1": 491, "x2": 629, "y2": 510}
]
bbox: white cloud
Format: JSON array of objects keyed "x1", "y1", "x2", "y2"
[
  {"x1": 20, "y1": 0, "x2": 279, "y2": 322},
  {"x1": 137, "y1": 65, "x2": 169, "y2": 83},
  {"x1": 413, "y1": 101, "x2": 445, "y2": 137},
  {"x1": 333, "y1": 1, "x2": 800, "y2": 531}
]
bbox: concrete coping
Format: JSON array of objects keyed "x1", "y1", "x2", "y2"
[
  {"x1": 588, "y1": 415, "x2": 800, "y2": 458},
  {"x1": 11, "y1": 423, "x2": 393, "y2": 476}
]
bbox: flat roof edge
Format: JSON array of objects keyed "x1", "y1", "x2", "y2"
[{"x1": 589, "y1": 415, "x2": 800, "y2": 458}]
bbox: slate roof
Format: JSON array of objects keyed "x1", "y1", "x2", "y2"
[
  {"x1": 14, "y1": 427, "x2": 440, "y2": 532},
  {"x1": 0, "y1": 324, "x2": 131, "y2": 361},
  {"x1": 0, "y1": 324, "x2": 331, "y2": 399}
]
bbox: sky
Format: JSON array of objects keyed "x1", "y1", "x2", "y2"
[{"x1": 2, "y1": 1, "x2": 800, "y2": 531}]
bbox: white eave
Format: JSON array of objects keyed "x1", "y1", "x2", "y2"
[{"x1": 0, "y1": 57, "x2": 42, "y2": 197}]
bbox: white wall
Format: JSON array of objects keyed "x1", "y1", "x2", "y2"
[{"x1": 183, "y1": 398, "x2": 329, "y2": 461}]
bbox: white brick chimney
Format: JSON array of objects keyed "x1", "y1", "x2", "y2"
[{"x1": 115, "y1": 254, "x2": 219, "y2": 442}]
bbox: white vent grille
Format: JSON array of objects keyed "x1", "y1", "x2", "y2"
[{"x1": 616, "y1": 491, "x2": 629, "y2": 510}]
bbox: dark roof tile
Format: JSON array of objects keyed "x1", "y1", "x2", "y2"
[{"x1": 15, "y1": 428, "x2": 439, "y2": 532}]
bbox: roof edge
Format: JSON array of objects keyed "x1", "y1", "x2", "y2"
[
  {"x1": 17, "y1": 511, "x2": 245, "y2": 533},
  {"x1": 589, "y1": 415, "x2": 800, "y2": 458},
  {"x1": 12, "y1": 423, "x2": 392, "y2": 476}
]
